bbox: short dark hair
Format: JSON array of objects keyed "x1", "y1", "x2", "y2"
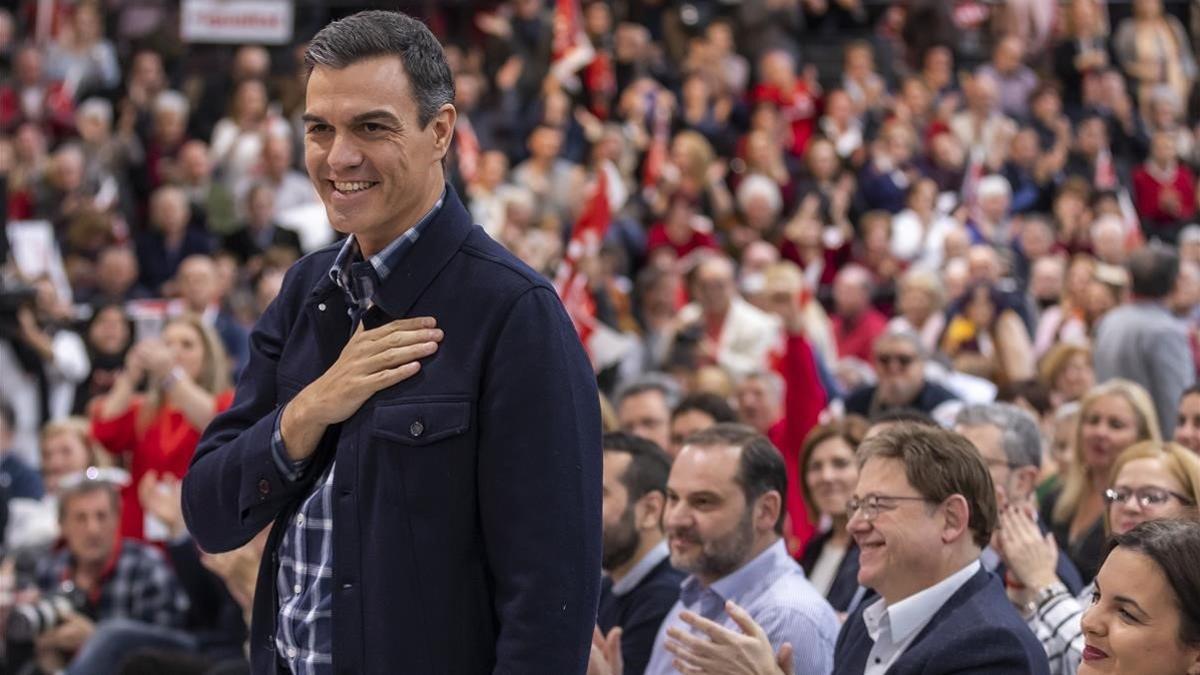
[
  {"x1": 684, "y1": 423, "x2": 788, "y2": 534},
  {"x1": 603, "y1": 432, "x2": 672, "y2": 502},
  {"x1": 1108, "y1": 519, "x2": 1200, "y2": 646},
  {"x1": 856, "y1": 424, "x2": 998, "y2": 549},
  {"x1": 1127, "y1": 243, "x2": 1179, "y2": 299},
  {"x1": 58, "y1": 479, "x2": 121, "y2": 522},
  {"x1": 305, "y1": 10, "x2": 454, "y2": 128},
  {"x1": 672, "y1": 393, "x2": 738, "y2": 424}
]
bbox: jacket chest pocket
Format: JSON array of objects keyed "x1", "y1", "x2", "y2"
[{"x1": 371, "y1": 396, "x2": 472, "y2": 446}]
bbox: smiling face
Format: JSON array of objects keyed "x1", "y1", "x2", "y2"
[
  {"x1": 1080, "y1": 395, "x2": 1142, "y2": 474},
  {"x1": 303, "y1": 56, "x2": 454, "y2": 257},
  {"x1": 805, "y1": 437, "x2": 858, "y2": 518},
  {"x1": 664, "y1": 444, "x2": 757, "y2": 585},
  {"x1": 1175, "y1": 393, "x2": 1200, "y2": 454},
  {"x1": 1107, "y1": 457, "x2": 1194, "y2": 536},
  {"x1": 1079, "y1": 547, "x2": 1200, "y2": 675},
  {"x1": 848, "y1": 456, "x2": 946, "y2": 604}
]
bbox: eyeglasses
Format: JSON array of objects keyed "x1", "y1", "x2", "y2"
[
  {"x1": 846, "y1": 494, "x2": 935, "y2": 521},
  {"x1": 875, "y1": 354, "x2": 916, "y2": 368},
  {"x1": 1103, "y1": 486, "x2": 1195, "y2": 509}
]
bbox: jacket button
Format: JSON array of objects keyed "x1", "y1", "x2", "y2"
[
  {"x1": 258, "y1": 478, "x2": 271, "y2": 496},
  {"x1": 409, "y1": 420, "x2": 424, "y2": 438}
]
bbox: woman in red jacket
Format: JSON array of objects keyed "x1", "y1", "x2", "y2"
[{"x1": 91, "y1": 314, "x2": 234, "y2": 540}]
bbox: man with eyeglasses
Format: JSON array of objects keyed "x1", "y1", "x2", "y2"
[
  {"x1": 833, "y1": 424, "x2": 1050, "y2": 675},
  {"x1": 844, "y1": 327, "x2": 958, "y2": 419},
  {"x1": 954, "y1": 404, "x2": 1084, "y2": 596}
]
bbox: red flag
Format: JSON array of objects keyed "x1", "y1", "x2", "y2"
[
  {"x1": 551, "y1": 0, "x2": 596, "y2": 90},
  {"x1": 555, "y1": 166, "x2": 613, "y2": 348}
]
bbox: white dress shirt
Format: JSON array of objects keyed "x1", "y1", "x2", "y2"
[{"x1": 862, "y1": 559, "x2": 982, "y2": 675}]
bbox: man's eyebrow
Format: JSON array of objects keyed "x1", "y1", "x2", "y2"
[
  {"x1": 301, "y1": 113, "x2": 326, "y2": 125},
  {"x1": 300, "y1": 111, "x2": 402, "y2": 126}
]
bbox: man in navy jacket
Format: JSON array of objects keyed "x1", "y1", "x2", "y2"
[
  {"x1": 833, "y1": 425, "x2": 1049, "y2": 675},
  {"x1": 181, "y1": 11, "x2": 601, "y2": 674}
]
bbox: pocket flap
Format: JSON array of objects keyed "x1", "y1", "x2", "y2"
[{"x1": 372, "y1": 397, "x2": 471, "y2": 446}]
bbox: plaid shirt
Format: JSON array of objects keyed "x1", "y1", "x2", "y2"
[
  {"x1": 269, "y1": 189, "x2": 444, "y2": 674},
  {"x1": 36, "y1": 538, "x2": 189, "y2": 628}
]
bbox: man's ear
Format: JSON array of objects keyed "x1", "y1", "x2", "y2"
[
  {"x1": 941, "y1": 494, "x2": 971, "y2": 545},
  {"x1": 754, "y1": 491, "x2": 783, "y2": 534},
  {"x1": 636, "y1": 491, "x2": 665, "y2": 532},
  {"x1": 430, "y1": 103, "x2": 457, "y2": 161}
]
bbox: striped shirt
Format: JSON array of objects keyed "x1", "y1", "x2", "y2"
[
  {"x1": 645, "y1": 539, "x2": 839, "y2": 675},
  {"x1": 1028, "y1": 582, "x2": 1090, "y2": 675},
  {"x1": 269, "y1": 189, "x2": 445, "y2": 674}
]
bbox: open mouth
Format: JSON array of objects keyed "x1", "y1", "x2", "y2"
[{"x1": 330, "y1": 180, "x2": 379, "y2": 195}]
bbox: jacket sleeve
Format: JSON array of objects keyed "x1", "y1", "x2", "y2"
[
  {"x1": 475, "y1": 286, "x2": 602, "y2": 675},
  {"x1": 181, "y1": 267, "x2": 314, "y2": 553},
  {"x1": 1145, "y1": 325, "x2": 1193, "y2": 438}
]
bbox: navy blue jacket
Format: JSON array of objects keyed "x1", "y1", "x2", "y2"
[
  {"x1": 181, "y1": 186, "x2": 602, "y2": 675},
  {"x1": 833, "y1": 568, "x2": 1050, "y2": 675},
  {"x1": 597, "y1": 557, "x2": 684, "y2": 675}
]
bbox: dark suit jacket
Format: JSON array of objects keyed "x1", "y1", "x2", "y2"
[
  {"x1": 844, "y1": 381, "x2": 959, "y2": 418},
  {"x1": 181, "y1": 185, "x2": 602, "y2": 674},
  {"x1": 833, "y1": 568, "x2": 1050, "y2": 675},
  {"x1": 800, "y1": 532, "x2": 860, "y2": 613},
  {"x1": 597, "y1": 556, "x2": 684, "y2": 675}
]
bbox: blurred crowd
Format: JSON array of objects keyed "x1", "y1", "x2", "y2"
[{"x1": 4, "y1": 0, "x2": 1200, "y2": 673}]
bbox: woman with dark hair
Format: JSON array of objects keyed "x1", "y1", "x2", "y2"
[
  {"x1": 1080, "y1": 518, "x2": 1200, "y2": 674},
  {"x1": 798, "y1": 416, "x2": 868, "y2": 613},
  {"x1": 72, "y1": 302, "x2": 136, "y2": 415},
  {"x1": 939, "y1": 282, "x2": 1035, "y2": 386}
]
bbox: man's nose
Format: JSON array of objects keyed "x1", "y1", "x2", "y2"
[{"x1": 327, "y1": 132, "x2": 364, "y2": 172}]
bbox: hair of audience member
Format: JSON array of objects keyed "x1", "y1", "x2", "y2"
[
  {"x1": 57, "y1": 477, "x2": 120, "y2": 522},
  {"x1": 599, "y1": 393, "x2": 620, "y2": 433},
  {"x1": 153, "y1": 90, "x2": 190, "y2": 118},
  {"x1": 40, "y1": 417, "x2": 113, "y2": 468},
  {"x1": 1038, "y1": 342, "x2": 1092, "y2": 389},
  {"x1": 304, "y1": 10, "x2": 455, "y2": 128},
  {"x1": 682, "y1": 423, "x2": 788, "y2": 534},
  {"x1": 672, "y1": 392, "x2": 739, "y2": 424},
  {"x1": 139, "y1": 314, "x2": 231, "y2": 430},
  {"x1": 1102, "y1": 441, "x2": 1200, "y2": 535},
  {"x1": 602, "y1": 431, "x2": 673, "y2": 503},
  {"x1": 873, "y1": 324, "x2": 928, "y2": 360},
  {"x1": 800, "y1": 415, "x2": 869, "y2": 523},
  {"x1": 996, "y1": 379, "x2": 1054, "y2": 418},
  {"x1": 1106, "y1": 518, "x2": 1200, "y2": 647},
  {"x1": 1127, "y1": 242, "x2": 1180, "y2": 300},
  {"x1": 1053, "y1": 379, "x2": 1163, "y2": 525},
  {"x1": 616, "y1": 373, "x2": 682, "y2": 411},
  {"x1": 955, "y1": 402, "x2": 1043, "y2": 469},
  {"x1": 856, "y1": 424, "x2": 998, "y2": 548},
  {"x1": 735, "y1": 173, "x2": 782, "y2": 218},
  {"x1": 738, "y1": 369, "x2": 785, "y2": 406}
]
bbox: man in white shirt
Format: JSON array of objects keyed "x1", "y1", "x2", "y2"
[{"x1": 832, "y1": 424, "x2": 1049, "y2": 675}]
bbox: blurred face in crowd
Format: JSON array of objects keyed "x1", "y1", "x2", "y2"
[
  {"x1": 1030, "y1": 257, "x2": 1066, "y2": 305},
  {"x1": 619, "y1": 390, "x2": 672, "y2": 451},
  {"x1": 806, "y1": 436, "x2": 858, "y2": 519},
  {"x1": 233, "y1": 46, "x2": 270, "y2": 81},
  {"x1": 1055, "y1": 352, "x2": 1096, "y2": 403},
  {"x1": 923, "y1": 47, "x2": 953, "y2": 89},
  {"x1": 178, "y1": 141, "x2": 212, "y2": 182},
  {"x1": 1085, "y1": 280, "x2": 1122, "y2": 324},
  {"x1": 833, "y1": 269, "x2": 871, "y2": 318},
  {"x1": 88, "y1": 305, "x2": 131, "y2": 356},
  {"x1": 964, "y1": 285, "x2": 997, "y2": 327},
  {"x1": 823, "y1": 90, "x2": 854, "y2": 127},
  {"x1": 1107, "y1": 456, "x2": 1195, "y2": 537},
  {"x1": 76, "y1": 108, "x2": 111, "y2": 144},
  {"x1": 177, "y1": 256, "x2": 219, "y2": 312},
  {"x1": 898, "y1": 281, "x2": 935, "y2": 326},
  {"x1": 735, "y1": 375, "x2": 780, "y2": 434},
  {"x1": 1031, "y1": 88, "x2": 1062, "y2": 123},
  {"x1": 966, "y1": 74, "x2": 998, "y2": 114},
  {"x1": 1010, "y1": 128, "x2": 1040, "y2": 167},
  {"x1": 130, "y1": 51, "x2": 165, "y2": 92},
  {"x1": 153, "y1": 106, "x2": 188, "y2": 146},
  {"x1": 1175, "y1": 393, "x2": 1200, "y2": 454},
  {"x1": 849, "y1": 456, "x2": 946, "y2": 604},
  {"x1": 1080, "y1": 395, "x2": 1142, "y2": 475},
  {"x1": 248, "y1": 185, "x2": 277, "y2": 228},
  {"x1": 304, "y1": 56, "x2": 454, "y2": 257},
  {"x1": 1077, "y1": 118, "x2": 1108, "y2": 157},
  {"x1": 1052, "y1": 414, "x2": 1078, "y2": 473},
  {"x1": 601, "y1": 450, "x2": 663, "y2": 572},
  {"x1": 693, "y1": 257, "x2": 736, "y2": 318},
  {"x1": 1150, "y1": 131, "x2": 1178, "y2": 166},
  {"x1": 15, "y1": 47, "x2": 42, "y2": 86},
  {"x1": 163, "y1": 320, "x2": 208, "y2": 382},
  {"x1": 61, "y1": 488, "x2": 118, "y2": 569},
  {"x1": 95, "y1": 247, "x2": 138, "y2": 297},
  {"x1": 263, "y1": 135, "x2": 293, "y2": 179},
  {"x1": 41, "y1": 431, "x2": 91, "y2": 495},
  {"x1": 234, "y1": 80, "x2": 269, "y2": 123},
  {"x1": 967, "y1": 247, "x2": 1001, "y2": 284},
  {"x1": 528, "y1": 125, "x2": 564, "y2": 162},
  {"x1": 666, "y1": 443, "x2": 771, "y2": 585},
  {"x1": 805, "y1": 138, "x2": 839, "y2": 181},
  {"x1": 873, "y1": 336, "x2": 925, "y2": 405},
  {"x1": 992, "y1": 36, "x2": 1024, "y2": 74},
  {"x1": 760, "y1": 51, "x2": 795, "y2": 88},
  {"x1": 1080, "y1": 545, "x2": 1200, "y2": 675},
  {"x1": 671, "y1": 409, "x2": 717, "y2": 457},
  {"x1": 150, "y1": 189, "x2": 190, "y2": 236},
  {"x1": 907, "y1": 178, "x2": 937, "y2": 216},
  {"x1": 52, "y1": 147, "x2": 85, "y2": 193}
]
